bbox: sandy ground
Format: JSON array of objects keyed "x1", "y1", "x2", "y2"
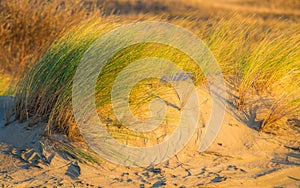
[{"x1": 0, "y1": 95, "x2": 300, "y2": 187}]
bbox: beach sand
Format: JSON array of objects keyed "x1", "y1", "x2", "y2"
[{"x1": 0, "y1": 95, "x2": 299, "y2": 187}]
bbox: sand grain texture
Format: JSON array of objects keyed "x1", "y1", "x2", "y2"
[{"x1": 0, "y1": 96, "x2": 300, "y2": 187}]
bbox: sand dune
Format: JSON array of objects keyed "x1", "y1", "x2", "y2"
[
  {"x1": 0, "y1": 0, "x2": 299, "y2": 187},
  {"x1": 1, "y1": 96, "x2": 299, "y2": 187}
]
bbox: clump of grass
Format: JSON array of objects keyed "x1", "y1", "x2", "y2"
[
  {"x1": 15, "y1": 19, "x2": 119, "y2": 137},
  {"x1": 15, "y1": 17, "x2": 205, "y2": 147},
  {"x1": 236, "y1": 27, "x2": 300, "y2": 130},
  {"x1": 260, "y1": 74, "x2": 300, "y2": 131},
  {"x1": 237, "y1": 28, "x2": 300, "y2": 105},
  {"x1": 202, "y1": 17, "x2": 300, "y2": 130},
  {"x1": 15, "y1": 14, "x2": 300, "y2": 151}
]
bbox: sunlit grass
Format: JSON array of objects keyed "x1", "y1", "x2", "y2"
[
  {"x1": 199, "y1": 18, "x2": 300, "y2": 130},
  {"x1": 0, "y1": 74, "x2": 12, "y2": 95},
  {"x1": 14, "y1": 14, "x2": 300, "y2": 143},
  {"x1": 3, "y1": 1, "x2": 298, "y2": 165},
  {"x1": 15, "y1": 18, "x2": 204, "y2": 146}
]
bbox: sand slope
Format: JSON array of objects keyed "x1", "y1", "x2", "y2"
[{"x1": 0, "y1": 96, "x2": 299, "y2": 187}]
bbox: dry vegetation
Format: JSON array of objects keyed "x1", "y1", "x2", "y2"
[
  {"x1": 0, "y1": 0, "x2": 103, "y2": 75},
  {"x1": 0, "y1": 0, "x2": 299, "y2": 147}
]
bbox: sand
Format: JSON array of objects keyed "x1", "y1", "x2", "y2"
[{"x1": 0, "y1": 95, "x2": 299, "y2": 187}]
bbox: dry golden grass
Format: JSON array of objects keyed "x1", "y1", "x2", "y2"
[
  {"x1": 0, "y1": 74, "x2": 11, "y2": 95},
  {"x1": 0, "y1": 0, "x2": 103, "y2": 75},
  {"x1": 1, "y1": 0, "x2": 299, "y2": 76},
  {"x1": 1, "y1": 0, "x2": 299, "y2": 146}
]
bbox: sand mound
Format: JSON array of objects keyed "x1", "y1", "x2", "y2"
[{"x1": 0, "y1": 96, "x2": 299, "y2": 187}]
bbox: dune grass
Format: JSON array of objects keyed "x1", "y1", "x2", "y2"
[
  {"x1": 14, "y1": 14, "x2": 300, "y2": 144},
  {"x1": 0, "y1": 1, "x2": 297, "y2": 162},
  {"x1": 15, "y1": 19, "x2": 119, "y2": 138},
  {"x1": 236, "y1": 28, "x2": 300, "y2": 130},
  {"x1": 2, "y1": 0, "x2": 298, "y2": 76},
  {"x1": 15, "y1": 17, "x2": 205, "y2": 146}
]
